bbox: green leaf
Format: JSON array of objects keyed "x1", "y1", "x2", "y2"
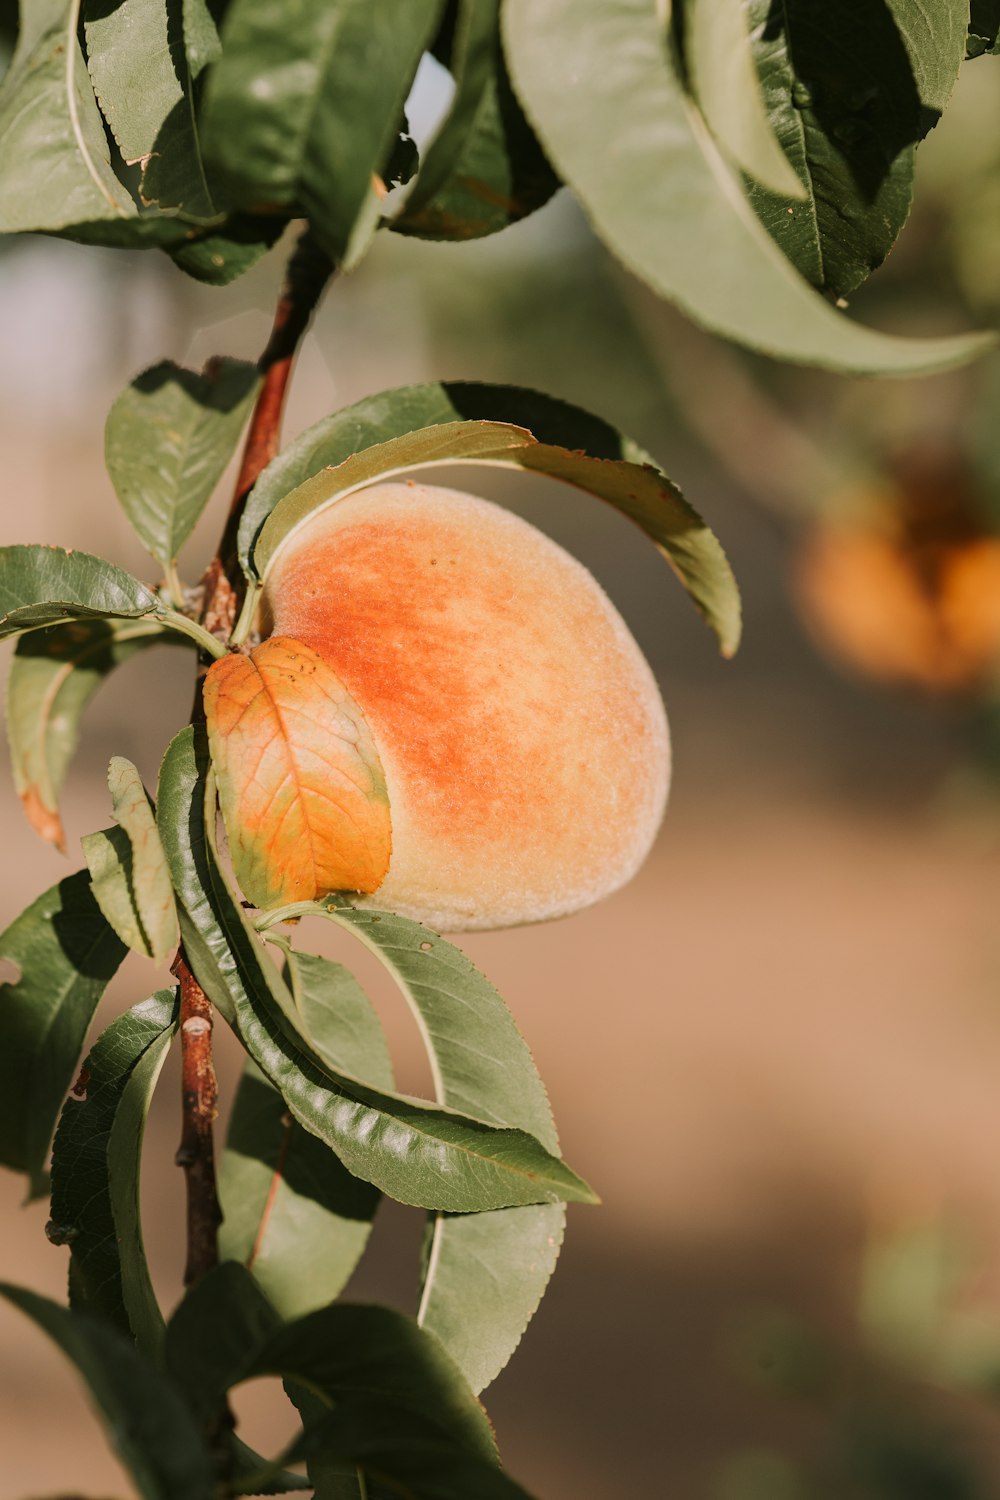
[
  {"x1": 251, "y1": 1301, "x2": 499, "y2": 1464},
  {"x1": 82, "y1": 758, "x2": 178, "y2": 963},
  {"x1": 48, "y1": 993, "x2": 176, "y2": 1351},
  {"x1": 166, "y1": 212, "x2": 286, "y2": 285},
  {"x1": 501, "y1": 0, "x2": 993, "y2": 375},
  {"x1": 156, "y1": 728, "x2": 598, "y2": 1212},
  {"x1": 291, "y1": 1399, "x2": 539, "y2": 1500},
  {"x1": 308, "y1": 905, "x2": 565, "y2": 1394},
  {"x1": 742, "y1": 0, "x2": 968, "y2": 300},
  {"x1": 238, "y1": 381, "x2": 741, "y2": 657},
  {"x1": 0, "y1": 545, "x2": 159, "y2": 638},
  {"x1": 0, "y1": 0, "x2": 136, "y2": 233},
  {"x1": 684, "y1": 0, "x2": 804, "y2": 199},
  {"x1": 0, "y1": 871, "x2": 127, "y2": 1198},
  {"x1": 219, "y1": 960, "x2": 390, "y2": 1323},
  {"x1": 84, "y1": 0, "x2": 215, "y2": 217},
  {"x1": 166, "y1": 1262, "x2": 282, "y2": 1425},
  {"x1": 5, "y1": 618, "x2": 186, "y2": 851},
  {"x1": 393, "y1": 0, "x2": 558, "y2": 241},
  {"x1": 201, "y1": 0, "x2": 444, "y2": 263},
  {"x1": 105, "y1": 359, "x2": 260, "y2": 572},
  {"x1": 0, "y1": 1284, "x2": 213, "y2": 1500}
]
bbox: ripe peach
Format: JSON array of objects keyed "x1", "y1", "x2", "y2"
[{"x1": 210, "y1": 480, "x2": 670, "y2": 932}]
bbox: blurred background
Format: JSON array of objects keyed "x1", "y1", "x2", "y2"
[{"x1": 8, "y1": 48, "x2": 1000, "y2": 1500}]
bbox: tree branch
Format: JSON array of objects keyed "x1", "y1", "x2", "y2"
[
  {"x1": 174, "y1": 225, "x2": 334, "y2": 1295},
  {"x1": 171, "y1": 953, "x2": 222, "y2": 1287}
]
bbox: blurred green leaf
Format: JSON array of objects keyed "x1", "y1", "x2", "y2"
[
  {"x1": 201, "y1": 0, "x2": 443, "y2": 263},
  {"x1": 0, "y1": 871, "x2": 127, "y2": 1198},
  {"x1": 0, "y1": 1283, "x2": 213, "y2": 1500},
  {"x1": 0, "y1": 545, "x2": 159, "y2": 638},
  {"x1": 48, "y1": 992, "x2": 176, "y2": 1351},
  {"x1": 166, "y1": 213, "x2": 286, "y2": 284},
  {"x1": 502, "y1": 0, "x2": 992, "y2": 374},
  {"x1": 240, "y1": 381, "x2": 741, "y2": 656},
  {"x1": 219, "y1": 949, "x2": 392, "y2": 1320},
  {"x1": 166, "y1": 1262, "x2": 281, "y2": 1425},
  {"x1": 82, "y1": 758, "x2": 178, "y2": 962},
  {"x1": 157, "y1": 727, "x2": 598, "y2": 1212},
  {"x1": 105, "y1": 358, "x2": 259, "y2": 572},
  {"x1": 5, "y1": 619, "x2": 185, "y2": 852},
  {"x1": 393, "y1": 0, "x2": 558, "y2": 241},
  {"x1": 685, "y1": 0, "x2": 804, "y2": 199}
]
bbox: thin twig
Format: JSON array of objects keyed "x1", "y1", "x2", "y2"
[{"x1": 171, "y1": 952, "x2": 222, "y2": 1287}]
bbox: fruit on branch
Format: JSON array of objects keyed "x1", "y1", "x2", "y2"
[{"x1": 205, "y1": 481, "x2": 669, "y2": 932}]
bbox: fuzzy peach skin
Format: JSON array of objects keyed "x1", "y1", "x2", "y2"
[{"x1": 251, "y1": 479, "x2": 670, "y2": 932}]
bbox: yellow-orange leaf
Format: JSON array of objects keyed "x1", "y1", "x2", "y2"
[{"x1": 203, "y1": 636, "x2": 391, "y2": 910}]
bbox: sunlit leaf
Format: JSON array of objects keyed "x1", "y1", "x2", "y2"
[
  {"x1": 0, "y1": 545, "x2": 158, "y2": 638},
  {"x1": 239, "y1": 381, "x2": 740, "y2": 656},
  {"x1": 84, "y1": 0, "x2": 216, "y2": 217},
  {"x1": 0, "y1": 1283, "x2": 213, "y2": 1500},
  {"x1": 0, "y1": 872, "x2": 127, "y2": 1198},
  {"x1": 201, "y1": 0, "x2": 444, "y2": 263},
  {"x1": 0, "y1": 0, "x2": 136, "y2": 232},
  {"x1": 502, "y1": 0, "x2": 992, "y2": 374},
  {"x1": 204, "y1": 637, "x2": 392, "y2": 910},
  {"x1": 106, "y1": 358, "x2": 260, "y2": 572},
  {"x1": 82, "y1": 757, "x2": 178, "y2": 962},
  {"x1": 313, "y1": 904, "x2": 565, "y2": 1394},
  {"x1": 5, "y1": 618, "x2": 184, "y2": 851},
  {"x1": 393, "y1": 0, "x2": 558, "y2": 242},
  {"x1": 156, "y1": 727, "x2": 597, "y2": 1212},
  {"x1": 48, "y1": 993, "x2": 176, "y2": 1352}
]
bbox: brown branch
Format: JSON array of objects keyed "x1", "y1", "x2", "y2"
[
  {"x1": 173, "y1": 226, "x2": 334, "y2": 1298},
  {"x1": 204, "y1": 227, "x2": 334, "y2": 638},
  {"x1": 171, "y1": 953, "x2": 222, "y2": 1287}
]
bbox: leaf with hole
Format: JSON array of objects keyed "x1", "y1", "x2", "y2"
[
  {"x1": 106, "y1": 359, "x2": 260, "y2": 572},
  {"x1": 5, "y1": 618, "x2": 186, "y2": 851},
  {"x1": 238, "y1": 381, "x2": 741, "y2": 657},
  {"x1": 501, "y1": 0, "x2": 992, "y2": 374},
  {"x1": 0, "y1": 871, "x2": 127, "y2": 1198},
  {"x1": 0, "y1": 1283, "x2": 213, "y2": 1500},
  {"x1": 49, "y1": 992, "x2": 176, "y2": 1351},
  {"x1": 393, "y1": 0, "x2": 558, "y2": 241},
  {"x1": 156, "y1": 727, "x2": 597, "y2": 1212}
]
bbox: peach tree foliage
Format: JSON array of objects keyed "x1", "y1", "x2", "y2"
[{"x1": 0, "y1": 0, "x2": 993, "y2": 1495}]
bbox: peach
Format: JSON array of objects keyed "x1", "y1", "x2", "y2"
[{"x1": 209, "y1": 480, "x2": 669, "y2": 932}]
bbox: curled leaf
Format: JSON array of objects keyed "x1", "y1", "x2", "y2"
[{"x1": 204, "y1": 637, "x2": 392, "y2": 910}]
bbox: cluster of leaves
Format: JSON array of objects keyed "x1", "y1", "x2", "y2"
[
  {"x1": 1, "y1": 1, "x2": 998, "y2": 374},
  {"x1": 0, "y1": 343, "x2": 741, "y2": 1494}
]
